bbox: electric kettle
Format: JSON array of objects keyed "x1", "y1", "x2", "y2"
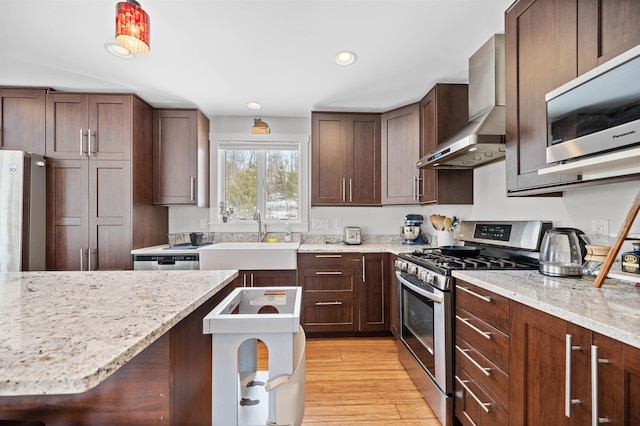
[{"x1": 539, "y1": 227, "x2": 587, "y2": 277}]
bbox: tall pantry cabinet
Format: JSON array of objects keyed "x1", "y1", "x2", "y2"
[{"x1": 45, "y1": 93, "x2": 167, "y2": 271}]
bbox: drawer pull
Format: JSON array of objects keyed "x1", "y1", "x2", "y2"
[
  {"x1": 315, "y1": 271, "x2": 342, "y2": 275},
  {"x1": 315, "y1": 301, "x2": 343, "y2": 306},
  {"x1": 456, "y1": 315, "x2": 491, "y2": 339},
  {"x1": 455, "y1": 345, "x2": 491, "y2": 376},
  {"x1": 455, "y1": 375, "x2": 490, "y2": 413},
  {"x1": 462, "y1": 410, "x2": 478, "y2": 426},
  {"x1": 315, "y1": 254, "x2": 343, "y2": 258},
  {"x1": 457, "y1": 285, "x2": 491, "y2": 302}
]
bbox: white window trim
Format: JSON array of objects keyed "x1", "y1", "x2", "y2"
[{"x1": 210, "y1": 133, "x2": 310, "y2": 233}]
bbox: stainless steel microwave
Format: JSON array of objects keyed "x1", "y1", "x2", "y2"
[{"x1": 546, "y1": 44, "x2": 640, "y2": 164}]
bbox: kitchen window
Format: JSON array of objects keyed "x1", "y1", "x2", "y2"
[{"x1": 213, "y1": 134, "x2": 310, "y2": 232}]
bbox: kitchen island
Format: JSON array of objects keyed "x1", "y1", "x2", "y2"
[{"x1": 0, "y1": 270, "x2": 238, "y2": 425}]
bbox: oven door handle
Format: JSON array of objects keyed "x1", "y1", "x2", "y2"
[{"x1": 396, "y1": 271, "x2": 443, "y2": 303}]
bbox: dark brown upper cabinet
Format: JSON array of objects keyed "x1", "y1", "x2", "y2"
[
  {"x1": 153, "y1": 109, "x2": 210, "y2": 207},
  {"x1": 311, "y1": 112, "x2": 381, "y2": 206}
]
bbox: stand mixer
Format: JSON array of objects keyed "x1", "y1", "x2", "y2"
[{"x1": 401, "y1": 214, "x2": 430, "y2": 245}]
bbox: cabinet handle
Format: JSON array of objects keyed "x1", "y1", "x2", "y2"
[
  {"x1": 315, "y1": 254, "x2": 342, "y2": 258},
  {"x1": 455, "y1": 344, "x2": 491, "y2": 376},
  {"x1": 455, "y1": 375, "x2": 490, "y2": 413},
  {"x1": 456, "y1": 315, "x2": 491, "y2": 339},
  {"x1": 413, "y1": 175, "x2": 418, "y2": 201},
  {"x1": 315, "y1": 271, "x2": 342, "y2": 275},
  {"x1": 349, "y1": 178, "x2": 352, "y2": 203},
  {"x1": 565, "y1": 334, "x2": 582, "y2": 417},
  {"x1": 87, "y1": 129, "x2": 92, "y2": 157},
  {"x1": 462, "y1": 410, "x2": 478, "y2": 426},
  {"x1": 80, "y1": 249, "x2": 84, "y2": 271},
  {"x1": 457, "y1": 285, "x2": 492, "y2": 302},
  {"x1": 417, "y1": 174, "x2": 422, "y2": 198},
  {"x1": 250, "y1": 273, "x2": 254, "y2": 287},
  {"x1": 88, "y1": 248, "x2": 92, "y2": 271},
  {"x1": 342, "y1": 178, "x2": 346, "y2": 203},
  {"x1": 591, "y1": 345, "x2": 611, "y2": 425},
  {"x1": 315, "y1": 301, "x2": 343, "y2": 306},
  {"x1": 79, "y1": 128, "x2": 85, "y2": 157},
  {"x1": 362, "y1": 255, "x2": 365, "y2": 283},
  {"x1": 190, "y1": 177, "x2": 196, "y2": 201}
]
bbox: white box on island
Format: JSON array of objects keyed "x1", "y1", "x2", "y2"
[{"x1": 203, "y1": 286, "x2": 305, "y2": 426}]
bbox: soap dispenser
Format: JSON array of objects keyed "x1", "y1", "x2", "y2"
[{"x1": 284, "y1": 221, "x2": 292, "y2": 242}]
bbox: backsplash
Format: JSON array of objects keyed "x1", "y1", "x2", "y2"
[{"x1": 167, "y1": 232, "x2": 404, "y2": 244}]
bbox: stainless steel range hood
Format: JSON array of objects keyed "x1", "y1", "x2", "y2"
[{"x1": 417, "y1": 34, "x2": 506, "y2": 169}]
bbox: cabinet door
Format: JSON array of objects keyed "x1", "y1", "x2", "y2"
[
  {"x1": 46, "y1": 159, "x2": 89, "y2": 271},
  {"x1": 46, "y1": 93, "x2": 89, "y2": 159},
  {"x1": 623, "y1": 343, "x2": 640, "y2": 425},
  {"x1": 592, "y1": 332, "x2": 624, "y2": 425},
  {"x1": 578, "y1": 0, "x2": 640, "y2": 73},
  {"x1": 359, "y1": 253, "x2": 388, "y2": 331},
  {"x1": 505, "y1": 0, "x2": 581, "y2": 195},
  {"x1": 419, "y1": 84, "x2": 473, "y2": 205},
  {"x1": 88, "y1": 95, "x2": 132, "y2": 160},
  {"x1": 153, "y1": 109, "x2": 208, "y2": 206},
  {"x1": 311, "y1": 113, "x2": 347, "y2": 205},
  {"x1": 242, "y1": 270, "x2": 297, "y2": 287},
  {"x1": 381, "y1": 103, "x2": 420, "y2": 205},
  {"x1": 0, "y1": 88, "x2": 46, "y2": 155},
  {"x1": 509, "y1": 302, "x2": 591, "y2": 425},
  {"x1": 88, "y1": 160, "x2": 132, "y2": 270},
  {"x1": 346, "y1": 114, "x2": 381, "y2": 206}
]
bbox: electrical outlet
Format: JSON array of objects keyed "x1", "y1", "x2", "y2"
[
  {"x1": 591, "y1": 219, "x2": 609, "y2": 237},
  {"x1": 334, "y1": 219, "x2": 342, "y2": 229},
  {"x1": 312, "y1": 219, "x2": 329, "y2": 229}
]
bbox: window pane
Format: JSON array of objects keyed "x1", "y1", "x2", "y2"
[
  {"x1": 265, "y1": 149, "x2": 299, "y2": 220},
  {"x1": 224, "y1": 149, "x2": 257, "y2": 220}
]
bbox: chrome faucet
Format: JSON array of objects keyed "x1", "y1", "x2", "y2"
[{"x1": 253, "y1": 209, "x2": 266, "y2": 242}]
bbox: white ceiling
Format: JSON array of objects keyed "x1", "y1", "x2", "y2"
[{"x1": 0, "y1": 0, "x2": 512, "y2": 118}]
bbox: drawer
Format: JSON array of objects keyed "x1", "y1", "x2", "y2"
[
  {"x1": 456, "y1": 307, "x2": 509, "y2": 373},
  {"x1": 455, "y1": 367, "x2": 508, "y2": 426},
  {"x1": 456, "y1": 280, "x2": 509, "y2": 334},
  {"x1": 299, "y1": 268, "x2": 357, "y2": 295},
  {"x1": 455, "y1": 336, "x2": 508, "y2": 412},
  {"x1": 302, "y1": 296, "x2": 355, "y2": 332},
  {"x1": 298, "y1": 253, "x2": 362, "y2": 269}
]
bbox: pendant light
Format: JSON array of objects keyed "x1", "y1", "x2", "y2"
[{"x1": 115, "y1": 0, "x2": 150, "y2": 54}]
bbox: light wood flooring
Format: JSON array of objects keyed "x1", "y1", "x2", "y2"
[{"x1": 300, "y1": 336, "x2": 441, "y2": 425}]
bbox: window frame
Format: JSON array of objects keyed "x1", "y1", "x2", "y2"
[{"x1": 210, "y1": 133, "x2": 310, "y2": 233}]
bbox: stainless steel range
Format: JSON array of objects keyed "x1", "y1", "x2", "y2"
[{"x1": 394, "y1": 220, "x2": 551, "y2": 426}]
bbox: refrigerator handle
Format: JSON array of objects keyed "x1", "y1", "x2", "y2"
[{"x1": 79, "y1": 129, "x2": 84, "y2": 157}]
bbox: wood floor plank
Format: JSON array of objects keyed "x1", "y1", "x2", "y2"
[{"x1": 300, "y1": 336, "x2": 441, "y2": 425}]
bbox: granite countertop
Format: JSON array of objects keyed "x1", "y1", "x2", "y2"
[
  {"x1": 298, "y1": 242, "x2": 431, "y2": 255},
  {"x1": 131, "y1": 241, "x2": 432, "y2": 256},
  {"x1": 0, "y1": 270, "x2": 237, "y2": 396},
  {"x1": 453, "y1": 269, "x2": 640, "y2": 349}
]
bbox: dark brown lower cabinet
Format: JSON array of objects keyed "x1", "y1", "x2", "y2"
[
  {"x1": 509, "y1": 301, "x2": 636, "y2": 425},
  {"x1": 298, "y1": 253, "x2": 388, "y2": 334},
  {"x1": 0, "y1": 282, "x2": 235, "y2": 425}
]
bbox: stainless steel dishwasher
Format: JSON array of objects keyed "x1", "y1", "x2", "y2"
[{"x1": 132, "y1": 253, "x2": 199, "y2": 270}]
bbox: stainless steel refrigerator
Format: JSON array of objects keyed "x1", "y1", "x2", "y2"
[{"x1": 0, "y1": 150, "x2": 46, "y2": 272}]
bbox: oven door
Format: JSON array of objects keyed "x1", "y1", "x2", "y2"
[{"x1": 396, "y1": 271, "x2": 452, "y2": 395}]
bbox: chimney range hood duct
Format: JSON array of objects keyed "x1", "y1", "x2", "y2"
[{"x1": 417, "y1": 34, "x2": 506, "y2": 169}]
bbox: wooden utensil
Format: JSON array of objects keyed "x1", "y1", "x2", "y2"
[
  {"x1": 437, "y1": 215, "x2": 445, "y2": 231},
  {"x1": 429, "y1": 214, "x2": 440, "y2": 230},
  {"x1": 443, "y1": 216, "x2": 453, "y2": 231}
]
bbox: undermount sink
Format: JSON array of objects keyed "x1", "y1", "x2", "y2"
[{"x1": 199, "y1": 242, "x2": 300, "y2": 270}]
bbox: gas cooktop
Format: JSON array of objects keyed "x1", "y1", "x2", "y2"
[{"x1": 401, "y1": 249, "x2": 537, "y2": 272}]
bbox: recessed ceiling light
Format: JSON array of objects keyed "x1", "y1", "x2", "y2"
[
  {"x1": 105, "y1": 42, "x2": 134, "y2": 59},
  {"x1": 335, "y1": 51, "x2": 357, "y2": 66},
  {"x1": 247, "y1": 102, "x2": 262, "y2": 110}
]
